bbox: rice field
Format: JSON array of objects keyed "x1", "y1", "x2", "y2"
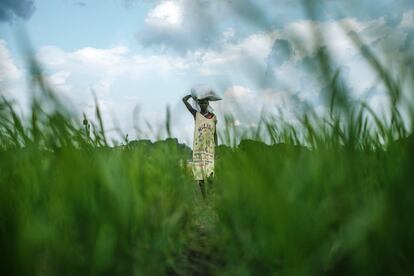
[{"x1": 1, "y1": 12, "x2": 414, "y2": 276}]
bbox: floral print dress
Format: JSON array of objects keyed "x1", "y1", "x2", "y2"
[{"x1": 192, "y1": 111, "x2": 217, "y2": 180}]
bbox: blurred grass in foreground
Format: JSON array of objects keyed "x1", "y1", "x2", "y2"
[{"x1": 1, "y1": 17, "x2": 414, "y2": 276}]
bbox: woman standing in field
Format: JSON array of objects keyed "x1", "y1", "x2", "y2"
[{"x1": 182, "y1": 90, "x2": 219, "y2": 199}]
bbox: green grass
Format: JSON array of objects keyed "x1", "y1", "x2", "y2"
[{"x1": 1, "y1": 20, "x2": 414, "y2": 276}]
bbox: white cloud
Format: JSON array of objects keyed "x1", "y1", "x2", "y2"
[
  {"x1": 191, "y1": 31, "x2": 277, "y2": 77},
  {"x1": 47, "y1": 71, "x2": 72, "y2": 93},
  {"x1": 37, "y1": 44, "x2": 190, "y2": 79},
  {"x1": 74, "y1": 46, "x2": 129, "y2": 63},
  {"x1": 212, "y1": 85, "x2": 299, "y2": 127},
  {"x1": 273, "y1": 16, "x2": 410, "y2": 104},
  {"x1": 223, "y1": 85, "x2": 253, "y2": 100},
  {"x1": 0, "y1": 40, "x2": 21, "y2": 83},
  {"x1": 400, "y1": 9, "x2": 414, "y2": 28},
  {"x1": 282, "y1": 17, "x2": 384, "y2": 60},
  {"x1": 136, "y1": 0, "x2": 227, "y2": 52},
  {"x1": 0, "y1": 40, "x2": 29, "y2": 114},
  {"x1": 145, "y1": 1, "x2": 183, "y2": 29}
]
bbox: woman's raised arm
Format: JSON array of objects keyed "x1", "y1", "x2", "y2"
[{"x1": 182, "y1": 94, "x2": 196, "y2": 118}]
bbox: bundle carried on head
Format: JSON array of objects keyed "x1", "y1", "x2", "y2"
[{"x1": 190, "y1": 84, "x2": 222, "y2": 101}]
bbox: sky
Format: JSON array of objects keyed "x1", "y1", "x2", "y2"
[{"x1": 0, "y1": 0, "x2": 413, "y2": 145}]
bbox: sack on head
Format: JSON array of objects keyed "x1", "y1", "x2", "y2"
[{"x1": 190, "y1": 84, "x2": 222, "y2": 101}]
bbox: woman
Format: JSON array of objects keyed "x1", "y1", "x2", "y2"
[{"x1": 182, "y1": 94, "x2": 218, "y2": 198}]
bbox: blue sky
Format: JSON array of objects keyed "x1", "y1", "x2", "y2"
[
  {"x1": 1, "y1": 0, "x2": 413, "y2": 145},
  {"x1": 0, "y1": 0, "x2": 150, "y2": 62}
]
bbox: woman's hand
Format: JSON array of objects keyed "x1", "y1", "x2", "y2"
[
  {"x1": 182, "y1": 94, "x2": 191, "y2": 102},
  {"x1": 182, "y1": 94, "x2": 196, "y2": 118}
]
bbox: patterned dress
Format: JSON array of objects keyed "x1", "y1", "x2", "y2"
[{"x1": 192, "y1": 111, "x2": 217, "y2": 181}]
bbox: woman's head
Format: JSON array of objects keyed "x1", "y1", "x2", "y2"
[{"x1": 197, "y1": 98, "x2": 209, "y2": 112}]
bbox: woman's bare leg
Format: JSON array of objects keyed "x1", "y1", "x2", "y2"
[
  {"x1": 206, "y1": 173, "x2": 214, "y2": 194},
  {"x1": 198, "y1": 180, "x2": 206, "y2": 199}
]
